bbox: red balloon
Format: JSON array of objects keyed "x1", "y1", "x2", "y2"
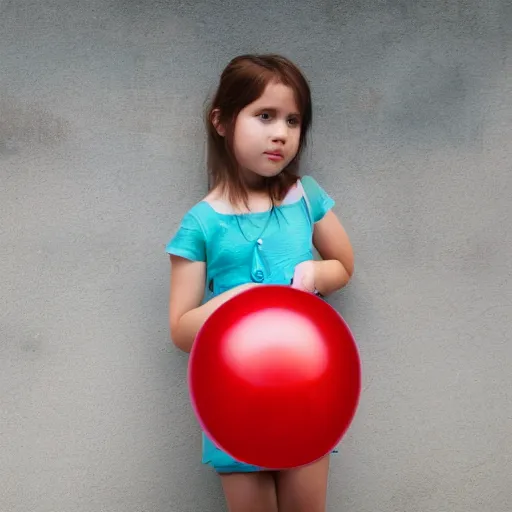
[{"x1": 188, "y1": 285, "x2": 361, "y2": 470}]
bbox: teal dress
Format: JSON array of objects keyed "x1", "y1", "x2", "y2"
[{"x1": 165, "y1": 175, "x2": 335, "y2": 473}]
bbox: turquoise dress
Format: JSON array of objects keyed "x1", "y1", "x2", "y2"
[{"x1": 165, "y1": 175, "x2": 335, "y2": 473}]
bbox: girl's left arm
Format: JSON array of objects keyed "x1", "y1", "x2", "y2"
[{"x1": 312, "y1": 210, "x2": 354, "y2": 296}]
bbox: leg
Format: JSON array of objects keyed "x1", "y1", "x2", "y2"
[
  {"x1": 275, "y1": 454, "x2": 330, "y2": 512},
  {"x1": 220, "y1": 471, "x2": 279, "y2": 512}
]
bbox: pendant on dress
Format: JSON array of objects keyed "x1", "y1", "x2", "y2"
[{"x1": 250, "y1": 238, "x2": 268, "y2": 283}]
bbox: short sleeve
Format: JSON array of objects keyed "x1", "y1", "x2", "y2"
[
  {"x1": 165, "y1": 210, "x2": 206, "y2": 262},
  {"x1": 301, "y1": 175, "x2": 335, "y2": 223}
]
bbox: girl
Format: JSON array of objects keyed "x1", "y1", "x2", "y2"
[{"x1": 166, "y1": 54, "x2": 354, "y2": 512}]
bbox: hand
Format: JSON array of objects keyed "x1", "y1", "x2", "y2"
[{"x1": 291, "y1": 260, "x2": 316, "y2": 293}]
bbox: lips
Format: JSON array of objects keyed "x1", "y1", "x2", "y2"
[{"x1": 265, "y1": 150, "x2": 284, "y2": 160}]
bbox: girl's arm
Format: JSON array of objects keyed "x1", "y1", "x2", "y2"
[
  {"x1": 312, "y1": 210, "x2": 355, "y2": 296},
  {"x1": 168, "y1": 255, "x2": 258, "y2": 353}
]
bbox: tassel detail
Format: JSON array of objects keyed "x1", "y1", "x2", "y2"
[{"x1": 250, "y1": 239, "x2": 268, "y2": 283}]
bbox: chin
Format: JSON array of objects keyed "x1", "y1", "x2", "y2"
[
  {"x1": 257, "y1": 166, "x2": 288, "y2": 178},
  {"x1": 261, "y1": 170, "x2": 284, "y2": 178},
  {"x1": 243, "y1": 163, "x2": 289, "y2": 184}
]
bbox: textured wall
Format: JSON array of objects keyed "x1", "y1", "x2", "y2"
[{"x1": 1, "y1": 1, "x2": 511, "y2": 511}]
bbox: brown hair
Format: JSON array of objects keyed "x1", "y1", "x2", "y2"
[{"x1": 205, "y1": 54, "x2": 313, "y2": 209}]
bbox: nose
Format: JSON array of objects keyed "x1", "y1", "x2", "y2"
[{"x1": 271, "y1": 120, "x2": 289, "y2": 143}]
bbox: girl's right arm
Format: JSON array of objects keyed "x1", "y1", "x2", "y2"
[{"x1": 168, "y1": 255, "x2": 257, "y2": 353}]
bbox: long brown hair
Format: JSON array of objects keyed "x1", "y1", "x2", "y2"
[{"x1": 205, "y1": 54, "x2": 313, "y2": 209}]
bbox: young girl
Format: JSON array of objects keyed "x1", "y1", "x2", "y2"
[{"x1": 166, "y1": 54, "x2": 354, "y2": 512}]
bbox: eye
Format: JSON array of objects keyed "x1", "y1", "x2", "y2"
[
  {"x1": 259, "y1": 112, "x2": 272, "y2": 121},
  {"x1": 288, "y1": 116, "x2": 300, "y2": 126}
]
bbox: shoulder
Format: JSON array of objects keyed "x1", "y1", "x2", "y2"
[
  {"x1": 176, "y1": 201, "x2": 218, "y2": 232},
  {"x1": 300, "y1": 174, "x2": 335, "y2": 223},
  {"x1": 300, "y1": 174, "x2": 331, "y2": 196},
  {"x1": 165, "y1": 201, "x2": 218, "y2": 261},
  {"x1": 300, "y1": 174, "x2": 319, "y2": 188}
]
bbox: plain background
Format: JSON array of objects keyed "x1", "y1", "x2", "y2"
[{"x1": 1, "y1": 0, "x2": 511, "y2": 511}]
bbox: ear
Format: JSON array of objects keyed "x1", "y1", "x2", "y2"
[{"x1": 210, "y1": 108, "x2": 226, "y2": 137}]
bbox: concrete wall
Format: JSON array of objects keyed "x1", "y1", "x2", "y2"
[{"x1": 1, "y1": 1, "x2": 511, "y2": 510}]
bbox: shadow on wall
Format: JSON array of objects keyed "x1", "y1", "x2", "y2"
[
  {"x1": 310, "y1": 0, "x2": 511, "y2": 150},
  {"x1": 0, "y1": 97, "x2": 70, "y2": 157}
]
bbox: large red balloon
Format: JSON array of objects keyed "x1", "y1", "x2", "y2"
[{"x1": 188, "y1": 285, "x2": 361, "y2": 470}]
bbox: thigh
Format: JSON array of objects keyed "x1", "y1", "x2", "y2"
[
  {"x1": 220, "y1": 471, "x2": 279, "y2": 512},
  {"x1": 275, "y1": 455, "x2": 330, "y2": 512}
]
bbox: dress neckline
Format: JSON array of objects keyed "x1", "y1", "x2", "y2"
[
  {"x1": 200, "y1": 180, "x2": 304, "y2": 217},
  {"x1": 200, "y1": 197, "x2": 304, "y2": 217}
]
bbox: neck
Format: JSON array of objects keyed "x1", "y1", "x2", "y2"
[{"x1": 241, "y1": 173, "x2": 268, "y2": 193}]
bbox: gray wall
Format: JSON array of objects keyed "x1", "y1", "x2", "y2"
[{"x1": 1, "y1": 1, "x2": 511, "y2": 511}]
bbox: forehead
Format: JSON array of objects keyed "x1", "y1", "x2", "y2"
[{"x1": 248, "y1": 81, "x2": 299, "y2": 113}]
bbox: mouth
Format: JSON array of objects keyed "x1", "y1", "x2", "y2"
[{"x1": 264, "y1": 151, "x2": 284, "y2": 161}]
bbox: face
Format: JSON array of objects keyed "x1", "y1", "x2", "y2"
[{"x1": 231, "y1": 82, "x2": 302, "y2": 184}]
